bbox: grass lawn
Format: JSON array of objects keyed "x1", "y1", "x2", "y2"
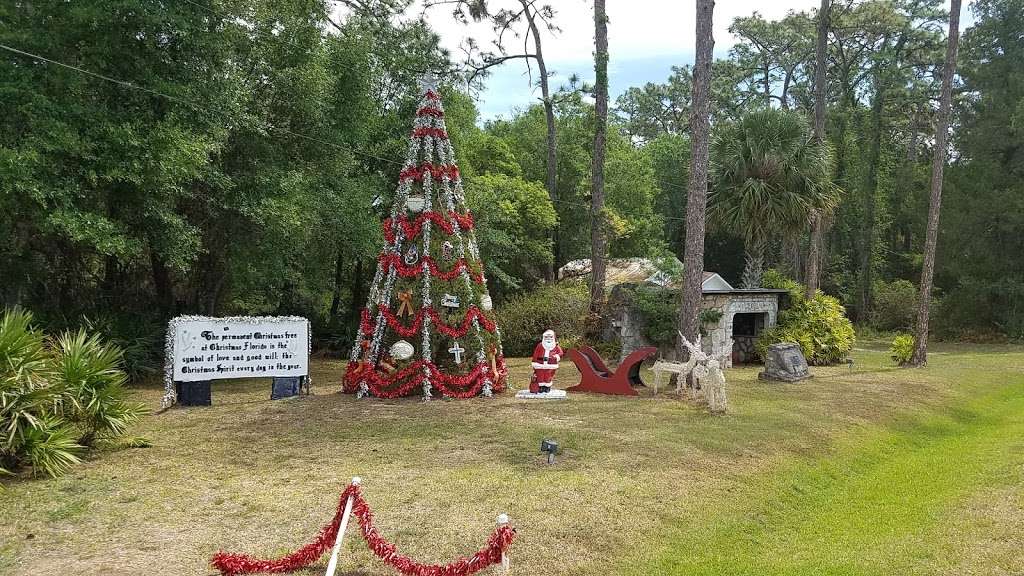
[{"x1": 1, "y1": 342, "x2": 1022, "y2": 575}]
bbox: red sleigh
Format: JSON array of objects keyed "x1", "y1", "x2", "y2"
[{"x1": 566, "y1": 346, "x2": 657, "y2": 396}]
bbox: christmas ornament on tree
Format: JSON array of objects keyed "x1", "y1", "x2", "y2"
[{"x1": 344, "y1": 78, "x2": 508, "y2": 399}]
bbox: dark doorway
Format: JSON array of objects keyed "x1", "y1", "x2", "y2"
[{"x1": 732, "y1": 312, "x2": 767, "y2": 364}]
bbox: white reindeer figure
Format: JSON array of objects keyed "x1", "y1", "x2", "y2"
[
  {"x1": 677, "y1": 331, "x2": 728, "y2": 413},
  {"x1": 650, "y1": 332, "x2": 702, "y2": 395},
  {"x1": 704, "y1": 356, "x2": 728, "y2": 413}
]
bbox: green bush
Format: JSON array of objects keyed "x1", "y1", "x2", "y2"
[
  {"x1": 762, "y1": 268, "x2": 805, "y2": 303},
  {"x1": 630, "y1": 285, "x2": 679, "y2": 347},
  {"x1": 755, "y1": 325, "x2": 810, "y2": 361},
  {"x1": 626, "y1": 286, "x2": 726, "y2": 348},
  {"x1": 890, "y1": 334, "x2": 915, "y2": 365},
  {"x1": 757, "y1": 293, "x2": 856, "y2": 365},
  {"x1": 495, "y1": 280, "x2": 590, "y2": 356},
  {"x1": 871, "y1": 279, "x2": 919, "y2": 332},
  {"x1": 0, "y1": 308, "x2": 148, "y2": 483}
]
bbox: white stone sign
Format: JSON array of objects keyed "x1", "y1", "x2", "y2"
[{"x1": 170, "y1": 316, "x2": 309, "y2": 382}]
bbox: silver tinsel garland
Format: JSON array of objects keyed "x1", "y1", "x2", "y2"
[{"x1": 420, "y1": 133, "x2": 435, "y2": 400}]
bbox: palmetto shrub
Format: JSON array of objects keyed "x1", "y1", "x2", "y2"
[
  {"x1": 0, "y1": 308, "x2": 81, "y2": 479},
  {"x1": 53, "y1": 330, "x2": 148, "y2": 447},
  {"x1": 0, "y1": 309, "x2": 148, "y2": 483}
]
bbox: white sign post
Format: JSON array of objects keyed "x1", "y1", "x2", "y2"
[{"x1": 162, "y1": 316, "x2": 310, "y2": 407}]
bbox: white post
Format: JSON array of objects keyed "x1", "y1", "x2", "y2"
[
  {"x1": 324, "y1": 477, "x2": 360, "y2": 576},
  {"x1": 496, "y1": 513, "x2": 510, "y2": 572}
]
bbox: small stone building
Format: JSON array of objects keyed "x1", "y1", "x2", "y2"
[
  {"x1": 700, "y1": 282, "x2": 787, "y2": 367},
  {"x1": 560, "y1": 258, "x2": 787, "y2": 368}
]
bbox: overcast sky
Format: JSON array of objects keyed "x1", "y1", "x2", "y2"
[{"x1": 409, "y1": 0, "x2": 971, "y2": 120}]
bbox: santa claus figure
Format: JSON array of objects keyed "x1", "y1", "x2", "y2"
[{"x1": 530, "y1": 330, "x2": 563, "y2": 393}]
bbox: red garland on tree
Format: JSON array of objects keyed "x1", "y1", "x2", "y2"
[
  {"x1": 343, "y1": 358, "x2": 508, "y2": 399},
  {"x1": 368, "y1": 305, "x2": 497, "y2": 339},
  {"x1": 211, "y1": 483, "x2": 515, "y2": 576},
  {"x1": 399, "y1": 162, "x2": 461, "y2": 183},
  {"x1": 377, "y1": 253, "x2": 485, "y2": 284},
  {"x1": 383, "y1": 211, "x2": 474, "y2": 244},
  {"x1": 345, "y1": 79, "x2": 507, "y2": 399}
]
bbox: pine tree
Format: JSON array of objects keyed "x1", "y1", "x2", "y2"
[{"x1": 344, "y1": 80, "x2": 508, "y2": 399}]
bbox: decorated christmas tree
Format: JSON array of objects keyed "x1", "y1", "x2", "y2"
[{"x1": 344, "y1": 79, "x2": 508, "y2": 399}]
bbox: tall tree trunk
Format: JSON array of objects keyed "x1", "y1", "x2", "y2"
[
  {"x1": 589, "y1": 0, "x2": 609, "y2": 313},
  {"x1": 784, "y1": 235, "x2": 803, "y2": 282},
  {"x1": 678, "y1": 0, "x2": 715, "y2": 352},
  {"x1": 208, "y1": 271, "x2": 226, "y2": 316},
  {"x1": 523, "y1": 2, "x2": 560, "y2": 280},
  {"x1": 906, "y1": 104, "x2": 922, "y2": 164},
  {"x1": 911, "y1": 0, "x2": 960, "y2": 366},
  {"x1": 329, "y1": 250, "x2": 344, "y2": 320},
  {"x1": 805, "y1": 0, "x2": 830, "y2": 298},
  {"x1": 348, "y1": 258, "x2": 365, "y2": 329},
  {"x1": 763, "y1": 64, "x2": 771, "y2": 107},
  {"x1": 780, "y1": 66, "x2": 795, "y2": 109},
  {"x1": 149, "y1": 247, "x2": 174, "y2": 317},
  {"x1": 858, "y1": 81, "x2": 885, "y2": 322}
]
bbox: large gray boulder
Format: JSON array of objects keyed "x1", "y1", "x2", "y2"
[{"x1": 758, "y1": 342, "x2": 812, "y2": 382}]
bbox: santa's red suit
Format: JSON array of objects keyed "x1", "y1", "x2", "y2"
[{"x1": 530, "y1": 339, "x2": 563, "y2": 393}]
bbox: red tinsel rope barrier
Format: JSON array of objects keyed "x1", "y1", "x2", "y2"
[
  {"x1": 416, "y1": 106, "x2": 444, "y2": 118},
  {"x1": 378, "y1": 253, "x2": 484, "y2": 284},
  {"x1": 211, "y1": 483, "x2": 515, "y2": 576},
  {"x1": 353, "y1": 487, "x2": 515, "y2": 576},
  {"x1": 342, "y1": 358, "x2": 509, "y2": 398},
  {"x1": 211, "y1": 483, "x2": 358, "y2": 574},
  {"x1": 383, "y1": 211, "x2": 474, "y2": 244},
  {"x1": 366, "y1": 305, "x2": 497, "y2": 339},
  {"x1": 399, "y1": 162, "x2": 460, "y2": 184},
  {"x1": 412, "y1": 127, "x2": 449, "y2": 140}
]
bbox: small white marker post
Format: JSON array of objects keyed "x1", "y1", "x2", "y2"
[
  {"x1": 324, "y1": 477, "x2": 360, "y2": 576},
  {"x1": 496, "y1": 513, "x2": 510, "y2": 573}
]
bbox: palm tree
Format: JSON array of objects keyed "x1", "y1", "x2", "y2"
[{"x1": 709, "y1": 109, "x2": 838, "y2": 288}]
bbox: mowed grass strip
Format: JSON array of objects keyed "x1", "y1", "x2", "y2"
[
  {"x1": 1, "y1": 344, "x2": 1021, "y2": 575},
  {"x1": 630, "y1": 368, "x2": 1024, "y2": 576}
]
